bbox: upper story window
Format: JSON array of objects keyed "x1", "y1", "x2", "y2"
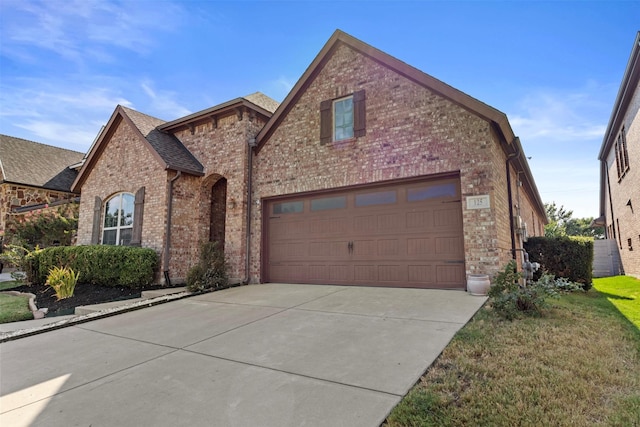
[
  {"x1": 333, "y1": 96, "x2": 354, "y2": 141},
  {"x1": 320, "y1": 90, "x2": 366, "y2": 144},
  {"x1": 103, "y1": 193, "x2": 134, "y2": 245},
  {"x1": 615, "y1": 125, "x2": 630, "y2": 181}
]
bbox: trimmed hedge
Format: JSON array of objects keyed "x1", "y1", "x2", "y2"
[
  {"x1": 26, "y1": 245, "x2": 158, "y2": 289},
  {"x1": 524, "y1": 236, "x2": 593, "y2": 290}
]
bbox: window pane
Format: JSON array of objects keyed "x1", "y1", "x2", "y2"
[
  {"x1": 407, "y1": 183, "x2": 457, "y2": 202},
  {"x1": 273, "y1": 201, "x2": 304, "y2": 214},
  {"x1": 355, "y1": 190, "x2": 397, "y2": 207},
  {"x1": 104, "y1": 195, "x2": 120, "y2": 228},
  {"x1": 311, "y1": 196, "x2": 347, "y2": 211},
  {"x1": 102, "y1": 229, "x2": 117, "y2": 245},
  {"x1": 334, "y1": 97, "x2": 354, "y2": 141},
  {"x1": 119, "y1": 228, "x2": 132, "y2": 246},
  {"x1": 121, "y1": 194, "x2": 134, "y2": 226}
]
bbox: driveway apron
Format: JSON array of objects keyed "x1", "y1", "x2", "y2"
[{"x1": 0, "y1": 283, "x2": 486, "y2": 427}]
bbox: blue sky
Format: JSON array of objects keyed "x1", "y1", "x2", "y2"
[{"x1": 1, "y1": 1, "x2": 638, "y2": 218}]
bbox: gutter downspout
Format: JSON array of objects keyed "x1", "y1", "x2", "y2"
[
  {"x1": 163, "y1": 171, "x2": 182, "y2": 286},
  {"x1": 506, "y1": 140, "x2": 521, "y2": 262},
  {"x1": 244, "y1": 138, "x2": 257, "y2": 284}
]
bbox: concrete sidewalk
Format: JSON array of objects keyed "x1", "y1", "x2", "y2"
[{"x1": 0, "y1": 283, "x2": 486, "y2": 426}]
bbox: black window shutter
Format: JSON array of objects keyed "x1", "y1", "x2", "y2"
[
  {"x1": 320, "y1": 99, "x2": 332, "y2": 145},
  {"x1": 131, "y1": 187, "x2": 145, "y2": 246},
  {"x1": 91, "y1": 196, "x2": 102, "y2": 245},
  {"x1": 354, "y1": 89, "x2": 366, "y2": 137}
]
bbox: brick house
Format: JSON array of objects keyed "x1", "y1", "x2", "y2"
[
  {"x1": 0, "y1": 134, "x2": 84, "y2": 235},
  {"x1": 597, "y1": 32, "x2": 640, "y2": 278},
  {"x1": 73, "y1": 30, "x2": 546, "y2": 288}
]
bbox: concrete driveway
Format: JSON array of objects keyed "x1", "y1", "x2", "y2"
[{"x1": 0, "y1": 283, "x2": 485, "y2": 426}]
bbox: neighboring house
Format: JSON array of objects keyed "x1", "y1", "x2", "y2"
[
  {"x1": 0, "y1": 134, "x2": 84, "y2": 235},
  {"x1": 73, "y1": 30, "x2": 546, "y2": 289},
  {"x1": 597, "y1": 32, "x2": 640, "y2": 279}
]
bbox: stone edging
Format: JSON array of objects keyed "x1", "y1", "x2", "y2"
[
  {"x1": 0, "y1": 290, "x2": 197, "y2": 343},
  {"x1": 0, "y1": 291, "x2": 49, "y2": 319}
]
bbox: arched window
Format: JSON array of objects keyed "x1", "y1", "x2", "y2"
[{"x1": 102, "y1": 193, "x2": 134, "y2": 245}]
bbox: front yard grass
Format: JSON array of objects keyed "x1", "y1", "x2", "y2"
[
  {"x1": 385, "y1": 285, "x2": 640, "y2": 426},
  {"x1": 0, "y1": 280, "x2": 20, "y2": 291},
  {"x1": 0, "y1": 293, "x2": 33, "y2": 323},
  {"x1": 593, "y1": 275, "x2": 640, "y2": 329}
]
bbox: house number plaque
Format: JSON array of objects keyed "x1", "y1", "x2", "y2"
[{"x1": 467, "y1": 195, "x2": 490, "y2": 210}]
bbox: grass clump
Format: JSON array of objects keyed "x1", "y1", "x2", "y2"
[
  {"x1": 0, "y1": 293, "x2": 32, "y2": 323},
  {"x1": 46, "y1": 266, "x2": 79, "y2": 300},
  {"x1": 385, "y1": 285, "x2": 640, "y2": 426}
]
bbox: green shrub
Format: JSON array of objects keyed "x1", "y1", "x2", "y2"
[
  {"x1": 27, "y1": 245, "x2": 158, "y2": 289},
  {"x1": 4, "y1": 204, "x2": 78, "y2": 249},
  {"x1": 488, "y1": 261, "x2": 559, "y2": 320},
  {"x1": 186, "y1": 241, "x2": 228, "y2": 292},
  {"x1": 525, "y1": 236, "x2": 593, "y2": 290},
  {"x1": 47, "y1": 266, "x2": 79, "y2": 300}
]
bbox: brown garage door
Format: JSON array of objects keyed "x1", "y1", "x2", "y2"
[{"x1": 265, "y1": 176, "x2": 465, "y2": 288}]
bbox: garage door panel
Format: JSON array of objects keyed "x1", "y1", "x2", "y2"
[
  {"x1": 406, "y1": 210, "x2": 434, "y2": 229},
  {"x1": 435, "y1": 236, "x2": 464, "y2": 256},
  {"x1": 354, "y1": 265, "x2": 377, "y2": 282},
  {"x1": 266, "y1": 177, "x2": 465, "y2": 289},
  {"x1": 407, "y1": 238, "x2": 433, "y2": 256},
  {"x1": 270, "y1": 242, "x2": 308, "y2": 261},
  {"x1": 309, "y1": 241, "x2": 350, "y2": 258},
  {"x1": 434, "y1": 207, "x2": 463, "y2": 228},
  {"x1": 270, "y1": 264, "x2": 309, "y2": 283},
  {"x1": 408, "y1": 265, "x2": 435, "y2": 284},
  {"x1": 353, "y1": 215, "x2": 377, "y2": 234},
  {"x1": 310, "y1": 217, "x2": 349, "y2": 235},
  {"x1": 436, "y1": 264, "x2": 466, "y2": 286}
]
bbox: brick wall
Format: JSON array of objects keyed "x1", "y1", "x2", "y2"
[
  {"x1": 251, "y1": 43, "x2": 536, "y2": 282},
  {"x1": 605, "y1": 85, "x2": 640, "y2": 278},
  {"x1": 167, "y1": 112, "x2": 268, "y2": 281},
  {"x1": 76, "y1": 118, "x2": 169, "y2": 272}
]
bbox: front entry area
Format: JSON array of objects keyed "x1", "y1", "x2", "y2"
[{"x1": 264, "y1": 176, "x2": 466, "y2": 288}]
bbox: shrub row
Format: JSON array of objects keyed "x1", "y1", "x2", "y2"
[
  {"x1": 524, "y1": 236, "x2": 593, "y2": 290},
  {"x1": 26, "y1": 245, "x2": 158, "y2": 289}
]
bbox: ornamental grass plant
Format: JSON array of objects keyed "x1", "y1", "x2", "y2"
[{"x1": 46, "y1": 266, "x2": 79, "y2": 300}]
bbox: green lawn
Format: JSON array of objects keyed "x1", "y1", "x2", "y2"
[
  {"x1": 0, "y1": 293, "x2": 33, "y2": 323},
  {"x1": 0, "y1": 280, "x2": 20, "y2": 291},
  {"x1": 385, "y1": 286, "x2": 640, "y2": 426},
  {"x1": 593, "y1": 275, "x2": 640, "y2": 329}
]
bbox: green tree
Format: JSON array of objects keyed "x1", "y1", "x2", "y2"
[{"x1": 544, "y1": 203, "x2": 604, "y2": 238}]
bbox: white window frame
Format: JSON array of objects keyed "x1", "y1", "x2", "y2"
[
  {"x1": 333, "y1": 95, "x2": 354, "y2": 141},
  {"x1": 102, "y1": 192, "x2": 135, "y2": 245}
]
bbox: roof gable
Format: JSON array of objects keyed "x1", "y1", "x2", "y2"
[
  {"x1": 255, "y1": 29, "x2": 545, "y2": 220},
  {"x1": 0, "y1": 134, "x2": 84, "y2": 192},
  {"x1": 256, "y1": 30, "x2": 516, "y2": 151},
  {"x1": 72, "y1": 106, "x2": 204, "y2": 191},
  {"x1": 158, "y1": 92, "x2": 278, "y2": 133}
]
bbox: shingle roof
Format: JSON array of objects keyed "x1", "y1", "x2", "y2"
[
  {"x1": 244, "y1": 92, "x2": 280, "y2": 113},
  {"x1": 120, "y1": 106, "x2": 204, "y2": 176},
  {"x1": 0, "y1": 134, "x2": 84, "y2": 192}
]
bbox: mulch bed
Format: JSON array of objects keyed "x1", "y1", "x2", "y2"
[{"x1": 9, "y1": 282, "x2": 142, "y2": 316}]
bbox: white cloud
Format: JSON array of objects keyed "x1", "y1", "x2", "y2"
[
  {"x1": 509, "y1": 89, "x2": 609, "y2": 143},
  {"x1": 0, "y1": 0, "x2": 185, "y2": 63},
  {"x1": 140, "y1": 80, "x2": 192, "y2": 120},
  {"x1": 0, "y1": 78, "x2": 133, "y2": 150}
]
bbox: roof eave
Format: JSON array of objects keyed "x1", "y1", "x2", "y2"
[
  {"x1": 159, "y1": 98, "x2": 273, "y2": 133},
  {"x1": 598, "y1": 32, "x2": 640, "y2": 161}
]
